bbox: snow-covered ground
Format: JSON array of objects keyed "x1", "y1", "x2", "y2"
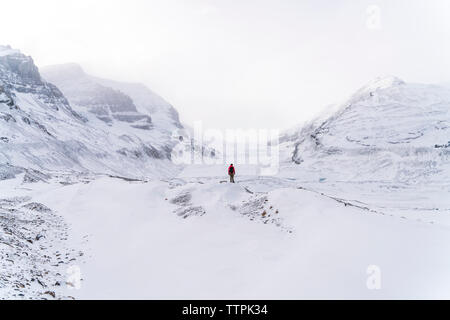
[
  {"x1": 2, "y1": 45, "x2": 450, "y2": 299},
  {"x1": 2, "y1": 166, "x2": 449, "y2": 299}
]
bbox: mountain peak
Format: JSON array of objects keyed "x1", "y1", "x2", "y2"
[
  {"x1": 345, "y1": 75, "x2": 405, "y2": 105},
  {"x1": 362, "y1": 75, "x2": 405, "y2": 92},
  {"x1": 0, "y1": 45, "x2": 21, "y2": 57},
  {"x1": 0, "y1": 45, "x2": 41, "y2": 82},
  {"x1": 41, "y1": 63, "x2": 86, "y2": 80}
]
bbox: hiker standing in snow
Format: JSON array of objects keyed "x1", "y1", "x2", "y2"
[{"x1": 228, "y1": 164, "x2": 235, "y2": 183}]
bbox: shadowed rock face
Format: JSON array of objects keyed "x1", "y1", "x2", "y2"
[
  {"x1": 41, "y1": 63, "x2": 183, "y2": 132},
  {"x1": 65, "y1": 80, "x2": 153, "y2": 128},
  {"x1": 75, "y1": 84, "x2": 137, "y2": 113},
  {"x1": 0, "y1": 49, "x2": 40, "y2": 83},
  {"x1": 0, "y1": 47, "x2": 84, "y2": 122},
  {"x1": 112, "y1": 113, "x2": 151, "y2": 123},
  {"x1": 40, "y1": 65, "x2": 153, "y2": 129}
]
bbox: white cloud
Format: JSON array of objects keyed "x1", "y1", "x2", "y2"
[{"x1": 1, "y1": 0, "x2": 449, "y2": 130}]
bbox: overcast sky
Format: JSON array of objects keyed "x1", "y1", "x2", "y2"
[{"x1": 1, "y1": 0, "x2": 449, "y2": 130}]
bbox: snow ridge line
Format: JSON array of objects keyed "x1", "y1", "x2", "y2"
[{"x1": 296, "y1": 186, "x2": 436, "y2": 225}]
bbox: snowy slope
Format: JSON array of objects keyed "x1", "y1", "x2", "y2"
[
  {"x1": 2, "y1": 173, "x2": 449, "y2": 299},
  {"x1": 282, "y1": 76, "x2": 450, "y2": 183}
]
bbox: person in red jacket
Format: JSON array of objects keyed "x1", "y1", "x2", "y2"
[{"x1": 228, "y1": 164, "x2": 235, "y2": 183}]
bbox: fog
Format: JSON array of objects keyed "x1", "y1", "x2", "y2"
[{"x1": 1, "y1": 0, "x2": 449, "y2": 130}]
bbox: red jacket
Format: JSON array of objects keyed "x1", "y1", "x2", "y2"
[{"x1": 228, "y1": 165, "x2": 235, "y2": 175}]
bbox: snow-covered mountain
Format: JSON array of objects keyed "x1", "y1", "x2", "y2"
[
  {"x1": 40, "y1": 63, "x2": 182, "y2": 133},
  {"x1": 41, "y1": 63, "x2": 218, "y2": 167},
  {"x1": 281, "y1": 76, "x2": 450, "y2": 183},
  {"x1": 0, "y1": 45, "x2": 186, "y2": 179}
]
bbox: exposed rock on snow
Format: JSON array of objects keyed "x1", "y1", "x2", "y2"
[
  {"x1": 169, "y1": 190, "x2": 206, "y2": 218},
  {"x1": 0, "y1": 194, "x2": 83, "y2": 300},
  {"x1": 237, "y1": 193, "x2": 291, "y2": 232}
]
